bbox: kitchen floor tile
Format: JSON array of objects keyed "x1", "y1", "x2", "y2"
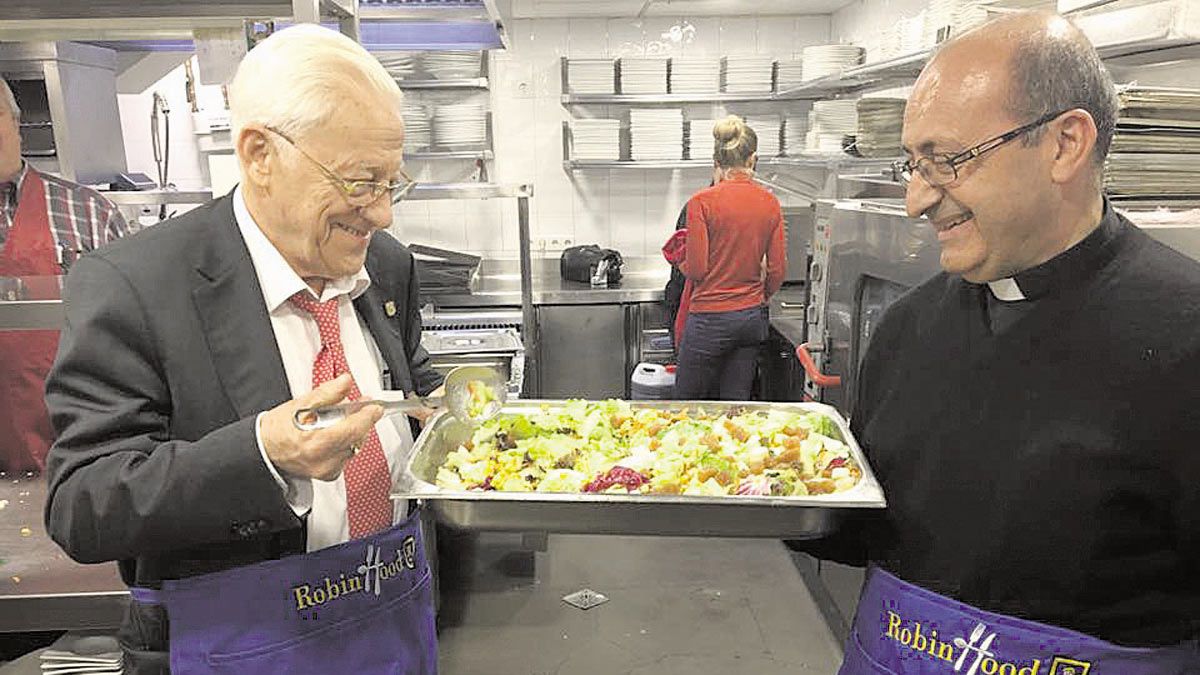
[{"x1": 437, "y1": 535, "x2": 844, "y2": 674}]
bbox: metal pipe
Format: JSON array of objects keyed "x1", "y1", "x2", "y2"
[{"x1": 517, "y1": 194, "x2": 536, "y2": 397}]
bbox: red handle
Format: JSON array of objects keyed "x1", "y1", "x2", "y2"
[{"x1": 796, "y1": 342, "x2": 842, "y2": 388}]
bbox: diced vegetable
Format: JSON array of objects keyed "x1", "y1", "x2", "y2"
[
  {"x1": 583, "y1": 466, "x2": 649, "y2": 493},
  {"x1": 464, "y1": 380, "x2": 498, "y2": 420},
  {"x1": 433, "y1": 401, "x2": 861, "y2": 497}
]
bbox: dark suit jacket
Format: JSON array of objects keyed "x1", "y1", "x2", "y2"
[{"x1": 43, "y1": 194, "x2": 442, "y2": 670}]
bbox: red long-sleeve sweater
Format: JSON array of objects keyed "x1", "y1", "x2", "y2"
[{"x1": 679, "y1": 175, "x2": 787, "y2": 313}]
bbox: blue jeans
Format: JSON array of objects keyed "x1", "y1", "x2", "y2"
[{"x1": 674, "y1": 305, "x2": 768, "y2": 401}]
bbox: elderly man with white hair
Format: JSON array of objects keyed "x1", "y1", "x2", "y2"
[{"x1": 43, "y1": 25, "x2": 441, "y2": 674}]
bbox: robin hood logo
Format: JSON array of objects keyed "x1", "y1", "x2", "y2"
[
  {"x1": 290, "y1": 537, "x2": 418, "y2": 612},
  {"x1": 883, "y1": 611, "x2": 1090, "y2": 675}
]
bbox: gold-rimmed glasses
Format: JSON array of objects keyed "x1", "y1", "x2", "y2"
[{"x1": 265, "y1": 125, "x2": 417, "y2": 205}]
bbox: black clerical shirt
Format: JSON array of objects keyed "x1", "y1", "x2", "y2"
[{"x1": 844, "y1": 203, "x2": 1200, "y2": 647}]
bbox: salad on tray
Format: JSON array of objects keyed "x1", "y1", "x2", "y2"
[{"x1": 434, "y1": 400, "x2": 862, "y2": 497}]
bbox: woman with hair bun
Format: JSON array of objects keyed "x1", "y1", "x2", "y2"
[{"x1": 674, "y1": 115, "x2": 786, "y2": 400}]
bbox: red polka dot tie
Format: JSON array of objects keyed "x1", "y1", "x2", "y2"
[{"x1": 290, "y1": 291, "x2": 392, "y2": 539}]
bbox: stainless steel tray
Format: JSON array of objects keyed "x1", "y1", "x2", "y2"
[{"x1": 395, "y1": 400, "x2": 886, "y2": 538}]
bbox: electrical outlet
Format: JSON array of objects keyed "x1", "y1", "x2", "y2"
[{"x1": 540, "y1": 235, "x2": 574, "y2": 253}]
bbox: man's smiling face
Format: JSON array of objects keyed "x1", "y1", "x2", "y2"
[
  {"x1": 901, "y1": 41, "x2": 1058, "y2": 283},
  {"x1": 264, "y1": 98, "x2": 405, "y2": 284}
]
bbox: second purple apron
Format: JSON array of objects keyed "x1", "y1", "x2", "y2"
[
  {"x1": 839, "y1": 566, "x2": 1200, "y2": 675},
  {"x1": 132, "y1": 506, "x2": 435, "y2": 674}
]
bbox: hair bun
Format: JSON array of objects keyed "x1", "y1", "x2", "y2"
[
  {"x1": 709, "y1": 114, "x2": 757, "y2": 169},
  {"x1": 712, "y1": 115, "x2": 744, "y2": 143}
]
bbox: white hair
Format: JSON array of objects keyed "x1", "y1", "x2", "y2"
[
  {"x1": 228, "y1": 24, "x2": 402, "y2": 144},
  {"x1": 0, "y1": 79, "x2": 19, "y2": 120}
]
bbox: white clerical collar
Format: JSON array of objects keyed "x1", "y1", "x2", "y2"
[{"x1": 987, "y1": 277, "x2": 1026, "y2": 302}]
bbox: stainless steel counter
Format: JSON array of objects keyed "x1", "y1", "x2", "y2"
[
  {"x1": 0, "y1": 276, "x2": 65, "y2": 331},
  {"x1": 0, "y1": 476, "x2": 127, "y2": 632},
  {"x1": 431, "y1": 257, "x2": 669, "y2": 308},
  {"x1": 99, "y1": 188, "x2": 213, "y2": 206}
]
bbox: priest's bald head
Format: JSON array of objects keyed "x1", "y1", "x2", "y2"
[{"x1": 899, "y1": 12, "x2": 1118, "y2": 283}]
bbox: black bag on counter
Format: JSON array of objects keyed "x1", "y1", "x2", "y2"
[{"x1": 560, "y1": 245, "x2": 624, "y2": 284}]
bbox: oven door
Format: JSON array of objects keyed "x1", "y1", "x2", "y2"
[{"x1": 810, "y1": 200, "x2": 941, "y2": 415}]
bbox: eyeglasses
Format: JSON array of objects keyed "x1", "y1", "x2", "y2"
[
  {"x1": 892, "y1": 110, "x2": 1069, "y2": 188},
  {"x1": 264, "y1": 126, "x2": 417, "y2": 205}
]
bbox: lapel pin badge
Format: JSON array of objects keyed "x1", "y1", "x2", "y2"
[{"x1": 384, "y1": 300, "x2": 397, "y2": 317}]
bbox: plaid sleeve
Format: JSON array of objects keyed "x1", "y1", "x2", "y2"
[
  {"x1": 97, "y1": 198, "x2": 132, "y2": 243},
  {"x1": 42, "y1": 175, "x2": 133, "y2": 251},
  {"x1": 76, "y1": 190, "x2": 130, "y2": 249}
]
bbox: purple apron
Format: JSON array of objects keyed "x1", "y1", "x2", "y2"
[
  {"x1": 839, "y1": 567, "x2": 1200, "y2": 675},
  {"x1": 131, "y1": 506, "x2": 436, "y2": 674}
]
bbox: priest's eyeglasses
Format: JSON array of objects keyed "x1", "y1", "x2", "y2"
[
  {"x1": 265, "y1": 126, "x2": 417, "y2": 205},
  {"x1": 892, "y1": 110, "x2": 1069, "y2": 188}
]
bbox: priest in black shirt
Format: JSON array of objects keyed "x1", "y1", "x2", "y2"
[{"x1": 821, "y1": 11, "x2": 1200, "y2": 674}]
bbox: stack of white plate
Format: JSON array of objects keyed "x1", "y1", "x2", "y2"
[
  {"x1": 620, "y1": 58, "x2": 669, "y2": 95},
  {"x1": 630, "y1": 108, "x2": 683, "y2": 161},
  {"x1": 900, "y1": 13, "x2": 927, "y2": 54},
  {"x1": 433, "y1": 102, "x2": 487, "y2": 148},
  {"x1": 806, "y1": 99, "x2": 859, "y2": 154},
  {"x1": 687, "y1": 118, "x2": 718, "y2": 161},
  {"x1": 572, "y1": 119, "x2": 621, "y2": 161},
  {"x1": 800, "y1": 45, "x2": 864, "y2": 81},
  {"x1": 865, "y1": 23, "x2": 902, "y2": 64},
  {"x1": 805, "y1": 130, "x2": 847, "y2": 154},
  {"x1": 568, "y1": 59, "x2": 616, "y2": 95},
  {"x1": 375, "y1": 52, "x2": 419, "y2": 80},
  {"x1": 670, "y1": 58, "x2": 720, "y2": 94},
  {"x1": 856, "y1": 98, "x2": 906, "y2": 157},
  {"x1": 812, "y1": 99, "x2": 859, "y2": 134},
  {"x1": 953, "y1": 2, "x2": 990, "y2": 36},
  {"x1": 776, "y1": 58, "x2": 805, "y2": 91},
  {"x1": 783, "y1": 115, "x2": 807, "y2": 156},
  {"x1": 1105, "y1": 153, "x2": 1200, "y2": 198},
  {"x1": 403, "y1": 101, "x2": 432, "y2": 151},
  {"x1": 722, "y1": 56, "x2": 775, "y2": 93},
  {"x1": 745, "y1": 115, "x2": 782, "y2": 157},
  {"x1": 924, "y1": 0, "x2": 958, "y2": 47},
  {"x1": 422, "y1": 51, "x2": 481, "y2": 79}
]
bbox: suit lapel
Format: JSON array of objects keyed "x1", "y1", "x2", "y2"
[
  {"x1": 354, "y1": 280, "x2": 414, "y2": 393},
  {"x1": 192, "y1": 196, "x2": 291, "y2": 417}
]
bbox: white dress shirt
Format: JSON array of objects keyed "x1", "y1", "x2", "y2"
[{"x1": 233, "y1": 188, "x2": 412, "y2": 552}]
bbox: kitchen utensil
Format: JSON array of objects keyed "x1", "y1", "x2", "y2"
[{"x1": 293, "y1": 365, "x2": 505, "y2": 432}]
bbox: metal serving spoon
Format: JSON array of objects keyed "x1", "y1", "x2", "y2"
[{"x1": 292, "y1": 365, "x2": 507, "y2": 432}]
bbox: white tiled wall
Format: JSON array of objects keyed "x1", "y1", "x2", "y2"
[{"x1": 394, "y1": 15, "x2": 833, "y2": 258}]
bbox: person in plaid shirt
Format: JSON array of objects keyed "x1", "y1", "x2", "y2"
[{"x1": 0, "y1": 77, "x2": 130, "y2": 472}]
